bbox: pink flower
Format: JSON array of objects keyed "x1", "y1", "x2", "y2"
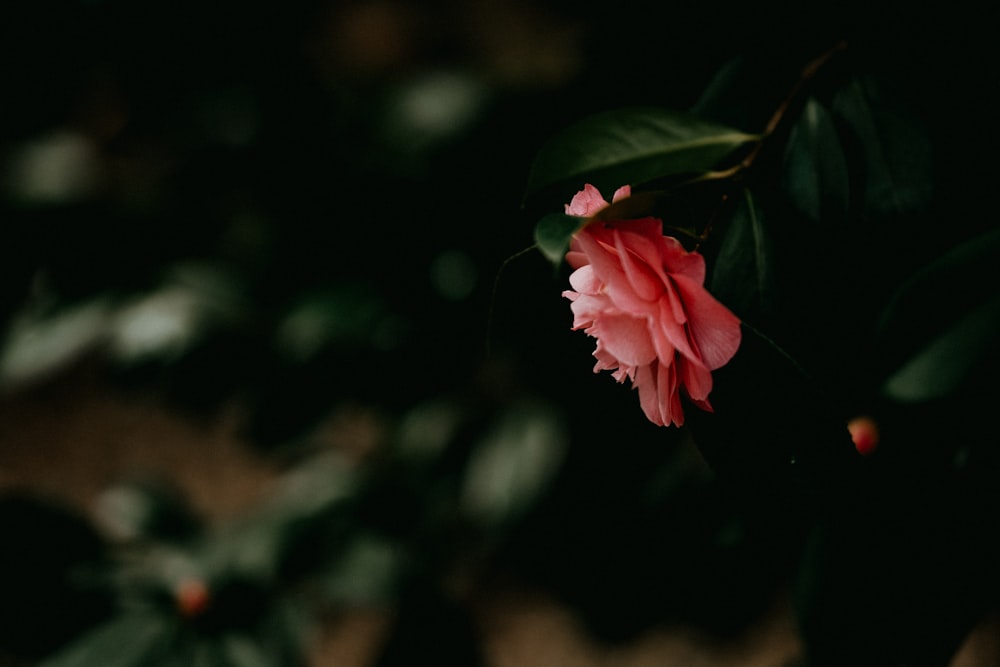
[{"x1": 562, "y1": 184, "x2": 742, "y2": 427}]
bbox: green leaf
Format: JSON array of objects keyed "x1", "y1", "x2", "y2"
[
  {"x1": 882, "y1": 293, "x2": 1000, "y2": 401},
  {"x1": 461, "y1": 401, "x2": 568, "y2": 528},
  {"x1": 832, "y1": 76, "x2": 932, "y2": 216},
  {"x1": 877, "y1": 227, "x2": 1000, "y2": 401},
  {"x1": 534, "y1": 213, "x2": 584, "y2": 264},
  {"x1": 710, "y1": 188, "x2": 775, "y2": 315},
  {"x1": 39, "y1": 611, "x2": 175, "y2": 667},
  {"x1": 525, "y1": 107, "x2": 758, "y2": 200},
  {"x1": 782, "y1": 97, "x2": 849, "y2": 224}
]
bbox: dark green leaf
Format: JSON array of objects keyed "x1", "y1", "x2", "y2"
[
  {"x1": 525, "y1": 107, "x2": 758, "y2": 200},
  {"x1": 534, "y1": 213, "x2": 584, "y2": 264},
  {"x1": 710, "y1": 188, "x2": 775, "y2": 315},
  {"x1": 782, "y1": 97, "x2": 849, "y2": 224},
  {"x1": 832, "y1": 76, "x2": 932, "y2": 216},
  {"x1": 882, "y1": 293, "x2": 1000, "y2": 402},
  {"x1": 590, "y1": 190, "x2": 671, "y2": 222},
  {"x1": 877, "y1": 228, "x2": 1000, "y2": 401},
  {"x1": 690, "y1": 56, "x2": 747, "y2": 119},
  {"x1": 39, "y1": 611, "x2": 175, "y2": 667}
]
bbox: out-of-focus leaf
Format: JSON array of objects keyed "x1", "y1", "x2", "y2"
[
  {"x1": 882, "y1": 293, "x2": 1000, "y2": 402},
  {"x1": 525, "y1": 107, "x2": 758, "y2": 200},
  {"x1": 690, "y1": 56, "x2": 747, "y2": 119},
  {"x1": 782, "y1": 97, "x2": 849, "y2": 224},
  {"x1": 876, "y1": 227, "x2": 1000, "y2": 399},
  {"x1": 39, "y1": 611, "x2": 175, "y2": 667},
  {"x1": 461, "y1": 401, "x2": 568, "y2": 527},
  {"x1": 832, "y1": 76, "x2": 932, "y2": 216},
  {"x1": 274, "y1": 285, "x2": 400, "y2": 362},
  {"x1": 0, "y1": 298, "x2": 112, "y2": 389},
  {"x1": 394, "y1": 398, "x2": 466, "y2": 463},
  {"x1": 94, "y1": 480, "x2": 200, "y2": 543},
  {"x1": 4, "y1": 130, "x2": 102, "y2": 205},
  {"x1": 533, "y1": 213, "x2": 584, "y2": 264},
  {"x1": 202, "y1": 453, "x2": 359, "y2": 582},
  {"x1": 710, "y1": 188, "x2": 775, "y2": 315},
  {"x1": 220, "y1": 634, "x2": 277, "y2": 667},
  {"x1": 321, "y1": 534, "x2": 402, "y2": 604},
  {"x1": 110, "y1": 262, "x2": 249, "y2": 365}
]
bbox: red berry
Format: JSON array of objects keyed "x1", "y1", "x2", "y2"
[
  {"x1": 848, "y1": 416, "x2": 879, "y2": 456},
  {"x1": 175, "y1": 578, "x2": 211, "y2": 618}
]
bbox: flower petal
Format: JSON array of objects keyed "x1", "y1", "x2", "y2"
[
  {"x1": 591, "y1": 311, "x2": 657, "y2": 367},
  {"x1": 672, "y1": 274, "x2": 743, "y2": 370},
  {"x1": 613, "y1": 229, "x2": 662, "y2": 302},
  {"x1": 574, "y1": 228, "x2": 655, "y2": 316},
  {"x1": 679, "y1": 355, "x2": 713, "y2": 402},
  {"x1": 566, "y1": 184, "x2": 610, "y2": 217},
  {"x1": 633, "y1": 360, "x2": 685, "y2": 427},
  {"x1": 661, "y1": 235, "x2": 705, "y2": 284},
  {"x1": 611, "y1": 185, "x2": 632, "y2": 202},
  {"x1": 567, "y1": 265, "x2": 601, "y2": 295},
  {"x1": 650, "y1": 294, "x2": 694, "y2": 362}
]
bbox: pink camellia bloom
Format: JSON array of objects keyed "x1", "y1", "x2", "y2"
[{"x1": 562, "y1": 184, "x2": 742, "y2": 427}]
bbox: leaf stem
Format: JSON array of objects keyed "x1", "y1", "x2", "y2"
[
  {"x1": 739, "y1": 40, "x2": 848, "y2": 173},
  {"x1": 486, "y1": 244, "x2": 540, "y2": 359}
]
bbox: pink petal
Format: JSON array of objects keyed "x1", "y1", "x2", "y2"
[
  {"x1": 660, "y1": 361, "x2": 685, "y2": 426},
  {"x1": 611, "y1": 185, "x2": 632, "y2": 202},
  {"x1": 565, "y1": 184, "x2": 610, "y2": 217},
  {"x1": 568, "y1": 292, "x2": 612, "y2": 330},
  {"x1": 592, "y1": 340, "x2": 622, "y2": 374},
  {"x1": 650, "y1": 294, "x2": 695, "y2": 362},
  {"x1": 567, "y1": 265, "x2": 601, "y2": 295},
  {"x1": 633, "y1": 359, "x2": 685, "y2": 427},
  {"x1": 574, "y1": 228, "x2": 666, "y2": 317},
  {"x1": 672, "y1": 274, "x2": 742, "y2": 370},
  {"x1": 591, "y1": 311, "x2": 657, "y2": 367},
  {"x1": 679, "y1": 355, "x2": 713, "y2": 402},
  {"x1": 634, "y1": 363, "x2": 663, "y2": 426},
  {"x1": 613, "y1": 229, "x2": 662, "y2": 302},
  {"x1": 660, "y1": 236, "x2": 706, "y2": 284}
]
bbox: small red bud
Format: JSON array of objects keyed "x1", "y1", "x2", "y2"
[
  {"x1": 848, "y1": 416, "x2": 879, "y2": 456},
  {"x1": 175, "y1": 578, "x2": 211, "y2": 618}
]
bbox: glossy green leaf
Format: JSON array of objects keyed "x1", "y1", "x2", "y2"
[
  {"x1": 525, "y1": 107, "x2": 758, "y2": 200},
  {"x1": 832, "y1": 76, "x2": 932, "y2": 216},
  {"x1": 782, "y1": 97, "x2": 849, "y2": 224},
  {"x1": 710, "y1": 188, "x2": 775, "y2": 315},
  {"x1": 39, "y1": 611, "x2": 175, "y2": 667},
  {"x1": 534, "y1": 213, "x2": 584, "y2": 264}
]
